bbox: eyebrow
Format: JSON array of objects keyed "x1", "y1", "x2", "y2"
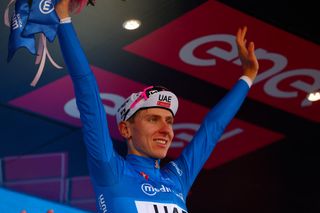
[{"x1": 144, "y1": 113, "x2": 173, "y2": 120}]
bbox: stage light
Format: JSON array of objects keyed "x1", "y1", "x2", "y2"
[
  {"x1": 307, "y1": 91, "x2": 320, "y2": 102},
  {"x1": 123, "y1": 19, "x2": 141, "y2": 30}
]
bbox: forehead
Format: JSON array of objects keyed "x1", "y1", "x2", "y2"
[{"x1": 137, "y1": 108, "x2": 173, "y2": 118}]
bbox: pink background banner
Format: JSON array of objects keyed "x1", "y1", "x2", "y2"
[{"x1": 124, "y1": 1, "x2": 320, "y2": 122}]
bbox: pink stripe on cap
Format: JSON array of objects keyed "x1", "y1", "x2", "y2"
[{"x1": 116, "y1": 86, "x2": 179, "y2": 124}]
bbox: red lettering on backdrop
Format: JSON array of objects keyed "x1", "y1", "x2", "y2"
[
  {"x1": 9, "y1": 66, "x2": 283, "y2": 169},
  {"x1": 124, "y1": 1, "x2": 320, "y2": 122}
]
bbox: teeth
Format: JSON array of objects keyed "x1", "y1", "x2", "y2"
[{"x1": 155, "y1": 139, "x2": 166, "y2": 144}]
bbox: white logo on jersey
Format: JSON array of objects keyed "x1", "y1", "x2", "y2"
[
  {"x1": 39, "y1": 0, "x2": 55, "y2": 14},
  {"x1": 98, "y1": 194, "x2": 107, "y2": 213},
  {"x1": 169, "y1": 161, "x2": 183, "y2": 176},
  {"x1": 11, "y1": 13, "x2": 22, "y2": 30},
  {"x1": 141, "y1": 183, "x2": 172, "y2": 196},
  {"x1": 135, "y1": 201, "x2": 188, "y2": 213}
]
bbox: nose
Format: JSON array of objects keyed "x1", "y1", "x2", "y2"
[{"x1": 158, "y1": 120, "x2": 173, "y2": 135}]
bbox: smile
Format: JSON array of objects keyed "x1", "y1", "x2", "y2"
[{"x1": 154, "y1": 139, "x2": 167, "y2": 145}]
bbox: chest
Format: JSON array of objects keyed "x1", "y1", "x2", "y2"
[{"x1": 121, "y1": 170, "x2": 185, "y2": 203}]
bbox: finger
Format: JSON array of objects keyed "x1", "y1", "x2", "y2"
[
  {"x1": 236, "y1": 27, "x2": 243, "y2": 43},
  {"x1": 236, "y1": 27, "x2": 242, "y2": 41},
  {"x1": 241, "y1": 26, "x2": 248, "y2": 41},
  {"x1": 248, "y1": 41, "x2": 255, "y2": 58},
  {"x1": 236, "y1": 26, "x2": 248, "y2": 47},
  {"x1": 248, "y1": 41, "x2": 259, "y2": 70}
]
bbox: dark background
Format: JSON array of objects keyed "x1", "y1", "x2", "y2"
[{"x1": 0, "y1": 0, "x2": 319, "y2": 212}]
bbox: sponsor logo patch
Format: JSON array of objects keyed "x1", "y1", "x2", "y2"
[
  {"x1": 135, "y1": 201, "x2": 187, "y2": 213},
  {"x1": 39, "y1": 0, "x2": 55, "y2": 14},
  {"x1": 141, "y1": 183, "x2": 172, "y2": 196}
]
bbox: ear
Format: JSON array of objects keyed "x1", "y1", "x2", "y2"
[{"x1": 118, "y1": 121, "x2": 132, "y2": 139}]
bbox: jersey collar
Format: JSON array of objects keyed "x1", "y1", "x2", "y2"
[{"x1": 126, "y1": 154, "x2": 161, "y2": 170}]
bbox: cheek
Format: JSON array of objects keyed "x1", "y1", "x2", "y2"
[
  {"x1": 133, "y1": 127, "x2": 152, "y2": 142},
  {"x1": 169, "y1": 127, "x2": 174, "y2": 138}
]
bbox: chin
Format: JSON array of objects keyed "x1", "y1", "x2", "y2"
[{"x1": 155, "y1": 152, "x2": 168, "y2": 159}]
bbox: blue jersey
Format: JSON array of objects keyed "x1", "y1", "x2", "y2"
[{"x1": 58, "y1": 23, "x2": 250, "y2": 213}]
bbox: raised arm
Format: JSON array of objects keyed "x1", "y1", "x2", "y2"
[
  {"x1": 167, "y1": 26, "x2": 259, "y2": 195},
  {"x1": 55, "y1": 0, "x2": 122, "y2": 184},
  {"x1": 55, "y1": 0, "x2": 91, "y2": 78}
]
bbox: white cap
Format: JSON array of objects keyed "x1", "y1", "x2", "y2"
[{"x1": 116, "y1": 86, "x2": 179, "y2": 124}]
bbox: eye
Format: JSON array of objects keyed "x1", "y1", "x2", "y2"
[
  {"x1": 147, "y1": 116, "x2": 158, "y2": 123},
  {"x1": 166, "y1": 117, "x2": 174, "y2": 125}
]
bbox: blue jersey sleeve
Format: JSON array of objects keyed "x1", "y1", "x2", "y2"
[
  {"x1": 57, "y1": 23, "x2": 123, "y2": 185},
  {"x1": 168, "y1": 79, "x2": 250, "y2": 195}
]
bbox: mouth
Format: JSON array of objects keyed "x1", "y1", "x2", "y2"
[{"x1": 154, "y1": 139, "x2": 168, "y2": 146}]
